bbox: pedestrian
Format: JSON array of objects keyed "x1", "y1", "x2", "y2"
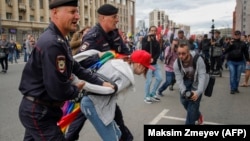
[
  {"x1": 169, "y1": 30, "x2": 189, "y2": 91},
  {"x1": 70, "y1": 25, "x2": 91, "y2": 55},
  {"x1": 0, "y1": 34, "x2": 10, "y2": 73},
  {"x1": 224, "y1": 30, "x2": 250, "y2": 94},
  {"x1": 173, "y1": 43, "x2": 209, "y2": 125},
  {"x1": 158, "y1": 39, "x2": 179, "y2": 96},
  {"x1": 141, "y1": 25, "x2": 162, "y2": 104},
  {"x1": 65, "y1": 3, "x2": 133, "y2": 141},
  {"x1": 18, "y1": 0, "x2": 113, "y2": 140},
  {"x1": 78, "y1": 50, "x2": 154, "y2": 141},
  {"x1": 25, "y1": 34, "x2": 32, "y2": 61},
  {"x1": 8, "y1": 39, "x2": 18, "y2": 64},
  {"x1": 240, "y1": 34, "x2": 250, "y2": 87},
  {"x1": 210, "y1": 30, "x2": 223, "y2": 75},
  {"x1": 200, "y1": 34, "x2": 211, "y2": 61}
]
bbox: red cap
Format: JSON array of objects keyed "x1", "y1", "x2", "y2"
[{"x1": 130, "y1": 50, "x2": 155, "y2": 70}]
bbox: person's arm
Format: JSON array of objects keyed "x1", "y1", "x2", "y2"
[
  {"x1": 141, "y1": 36, "x2": 151, "y2": 53},
  {"x1": 173, "y1": 59, "x2": 186, "y2": 94},
  {"x1": 194, "y1": 57, "x2": 207, "y2": 96},
  {"x1": 72, "y1": 60, "x2": 104, "y2": 86},
  {"x1": 243, "y1": 43, "x2": 250, "y2": 62}
]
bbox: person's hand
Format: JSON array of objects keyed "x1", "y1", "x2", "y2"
[
  {"x1": 98, "y1": 51, "x2": 113, "y2": 58},
  {"x1": 102, "y1": 82, "x2": 115, "y2": 89},
  {"x1": 75, "y1": 80, "x2": 85, "y2": 91},
  {"x1": 190, "y1": 91, "x2": 199, "y2": 101}
]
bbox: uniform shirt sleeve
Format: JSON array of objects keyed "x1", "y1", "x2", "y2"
[{"x1": 41, "y1": 41, "x2": 79, "y2": 101}]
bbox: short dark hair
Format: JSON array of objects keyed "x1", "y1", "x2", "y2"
[{"x1": 148, "y1": 26, "x2": 157, "y2": 31}]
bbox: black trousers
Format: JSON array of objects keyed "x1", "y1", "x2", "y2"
[
  {"x1": 210, "y1": 56, "x2": 222, "y2": 72},
  {"x1": 0, "y1": 54, "x2": 8, "y2": 71},
  {"x1": 65, "y1": 104, "x2": 133, "y2": 141},
  {"x1": 19, "y1": 97, "x2": 66, "y2": 141}
]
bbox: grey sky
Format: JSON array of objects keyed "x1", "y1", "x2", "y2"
[{"x1": 135, "y1": 0, "x2": 236, "y2": 34}]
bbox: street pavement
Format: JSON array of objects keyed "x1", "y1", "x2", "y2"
[{"x1": 0, "y1": 57, "x2": 250, "y2": 141}]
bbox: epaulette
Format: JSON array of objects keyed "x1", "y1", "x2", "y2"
[{"x1": 57, "y1": 36, "x2": 65, "y2": 43}]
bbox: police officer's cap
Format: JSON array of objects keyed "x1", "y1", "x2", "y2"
[
  {"x1": 49, "y1": 0, "x2": 78, "y2": 9},
  {"x1": 97, "y1": 4, "x2": 118, "y2": 15}
]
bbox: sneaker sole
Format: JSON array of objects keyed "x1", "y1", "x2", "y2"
[
  {"x1": 144, "y1": 100, "x2": 152, "y2": 104},
  {"x1": 151, "y1": 98, "x2": 160, "y2": 102}
]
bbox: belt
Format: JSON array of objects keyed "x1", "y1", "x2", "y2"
[{"x1": 24, "y1": 96, "x2": 64, "y2": 107}]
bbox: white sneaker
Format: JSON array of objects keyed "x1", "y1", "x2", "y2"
[
  {"x1": 144, "y1": 97, "x2": 153, "y2": 104},
  {"x1": 151, "y1": 95, "x2": 160, "y2": 102}
]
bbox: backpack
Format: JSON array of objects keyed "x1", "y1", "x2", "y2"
[
  {"x1": 177, "y1": 54, "x2": 215, "y2": 97},
  {"x1": 177, "y1": 54, "x2": 210, "y2": 74}
]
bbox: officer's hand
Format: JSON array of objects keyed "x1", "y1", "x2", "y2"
[
  {"x1": 98, "y1": 51, "x2": 113, "y2": 58},
  {"x1": 102, "y1": 82, "x2": 115, "y2": 89},
  {"x1": 75, "y1": 80, "x2": 85, "y2": 91}
]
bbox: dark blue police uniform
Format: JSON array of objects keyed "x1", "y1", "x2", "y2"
[
  {"x1": 18, "y1": 22, "x2": 103, "y2": 141},
  {"x1": 76, "y1": 23, "x2": 130, "y2": 68}
]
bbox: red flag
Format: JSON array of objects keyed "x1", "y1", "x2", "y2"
[{"x1": 156, "y1": 26, "x2": 162, "y2": 41}]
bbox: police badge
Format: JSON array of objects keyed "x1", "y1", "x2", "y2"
[{"x1": 56, "y1": 55, "x2": 66, "y2": 73}]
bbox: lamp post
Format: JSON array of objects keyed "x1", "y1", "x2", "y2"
[
  {"x1": 0, "y1": 14, "x2": 2, "y2": 38},
  {"x1": 211, "y1": 19, "x2": 215, "y2": 41}
]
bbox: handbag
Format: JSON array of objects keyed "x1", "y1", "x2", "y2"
[
  {"x1": 212, "y1": 46, "x2": 222, "y2": 57},
  {"x1": 204, "y1": 75, "x2": 216, "y2": 97},
  {"x1": 0, "y1": 52, "x2": 6, "y2": 59}
]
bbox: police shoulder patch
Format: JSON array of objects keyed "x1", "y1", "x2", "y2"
[
  {"x1": 80, "y1": 42, "x2": 89, "y2": 52},
  {"x1": 56, "y1": 55, "x2": 66, "y2": 73}
]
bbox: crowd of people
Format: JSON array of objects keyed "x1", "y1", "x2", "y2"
[{"x1": 0, "y1": 0, "x2": 249, "y2": 140}]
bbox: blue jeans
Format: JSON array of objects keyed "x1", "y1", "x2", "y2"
[
  {"x1": 227, "y1": 60, "x2": 244, "y2": 91},
  {"x1": 158, "y1": 71, "x2": 175, "y2": 93},
  {"x1": 80, "y1": 96, "x2": 121, "y2": 141},
  {"x1": 180, "y1": 79, "x2": 202, "y2": 125},
  {"x1": 144, "y1": 64, "x2": 162, "y2": 98}
]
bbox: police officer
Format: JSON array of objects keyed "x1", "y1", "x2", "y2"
[
  {"x1": 65, "y1": 4, "x2": 133, "y2": 141},
  {"x1": 18, "y1": 1, "x2": 113, "y2": 140}
]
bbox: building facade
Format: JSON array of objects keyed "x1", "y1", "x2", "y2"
[
  {"x1": 0, "y1": 0, "x2": 135, "y2": 43},
  {"x1": 235, "y1": 0, "x2": 250, "y2": 35}
]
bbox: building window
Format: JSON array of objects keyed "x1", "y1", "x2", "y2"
[
  {"x1": 6, "y1": 13, "x2": 12, "y2": 19},
  {"x1": 30, "y1": 15, "x2": 35, "y2": 21},
  {"x1": 122, "y1": 0, "x2": 126, "y2": 5},
  {"x1": 40, "y1": 16, "x2": 44, "y2": 22},
  {"x1": 19, "y1": 16, "x2": 23, "y2": 20},
  {"x1": 29, "y1": 0, "x2": 33, "y2": 7},
  {"x1": 40, "y1": 0, "x2": 43, "y2": 9}
]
